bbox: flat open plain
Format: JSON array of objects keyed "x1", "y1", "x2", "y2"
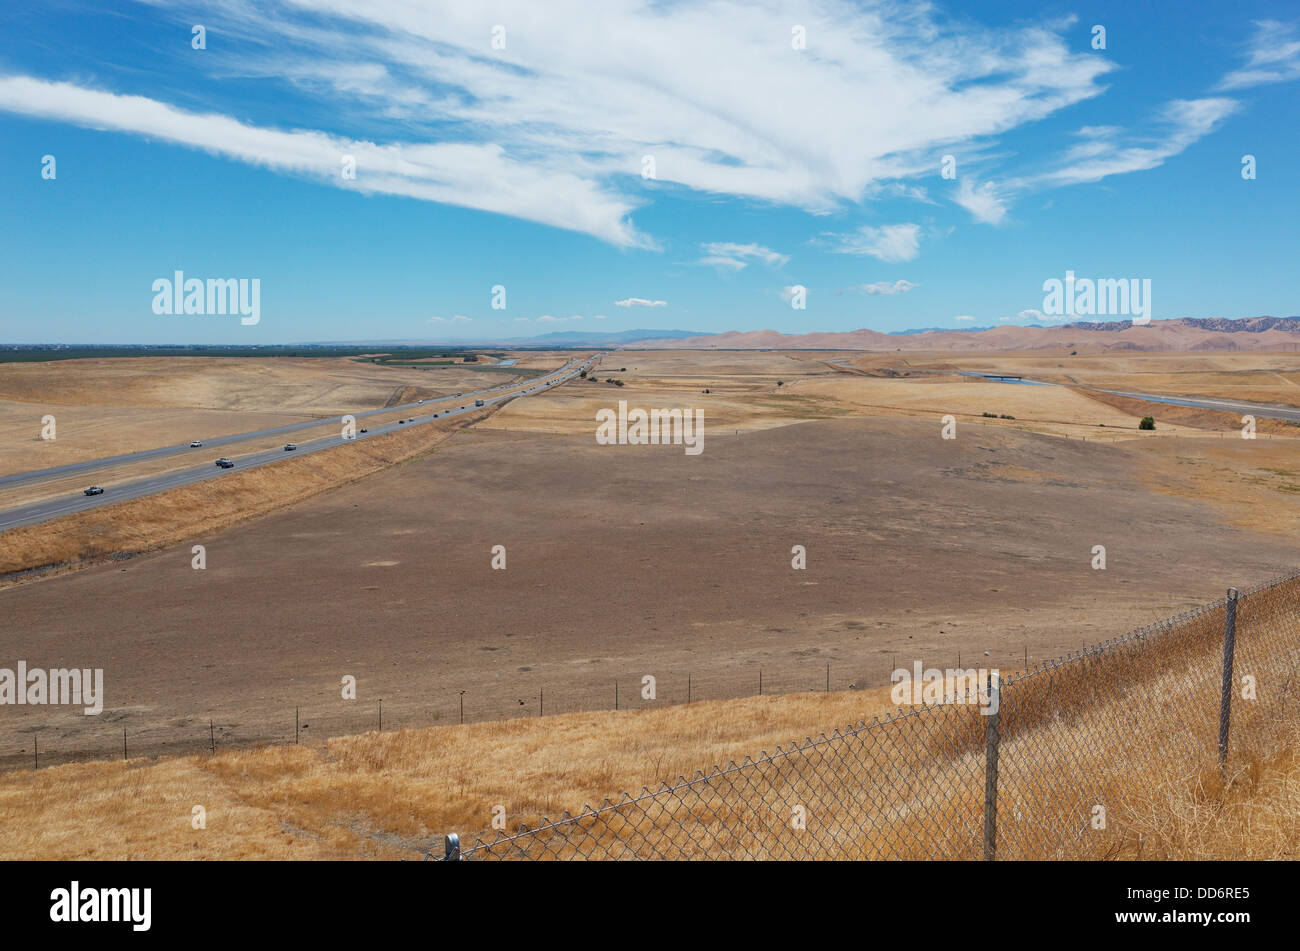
[{"x1": 3, "y1": 349, "x2": 1299, "y2": 767}]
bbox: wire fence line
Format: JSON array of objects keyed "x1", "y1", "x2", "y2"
[
  {"x1": 441, "y1": 569, "x2": 1300, "y2": 861},
  {"x1": 0, "y1": 651, "x2": 1015, "y2": 771}
]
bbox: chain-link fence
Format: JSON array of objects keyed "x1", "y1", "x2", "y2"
[{"x1": 445, "y1": 570, "x2": 1300, "y2": 860}]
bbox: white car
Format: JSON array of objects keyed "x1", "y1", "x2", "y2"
[{"x1": 189, "y1": 440, "x2": 203, "y2": 448}]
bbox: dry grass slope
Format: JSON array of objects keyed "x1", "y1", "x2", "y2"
[{"x1": 2, "y1": 576, "x2": 1297, "y2": 861}]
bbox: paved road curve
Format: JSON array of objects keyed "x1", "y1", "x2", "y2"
[{"x1": 0, "y1": 355, "x2": 599, "y2": 532}]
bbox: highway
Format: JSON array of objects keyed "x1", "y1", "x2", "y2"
[
  {"x1": 0, "y1": 354, "x2": 599, "y2": 532},
  {"x1": 1082, "y1": 386, "x2": 1300, "y2": 423}
]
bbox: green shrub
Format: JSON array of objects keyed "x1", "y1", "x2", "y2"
[{"x1": 1139, "y1": 416, "x2": 1155, "y2": 430}]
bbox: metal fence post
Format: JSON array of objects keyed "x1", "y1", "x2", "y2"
[
  {"x1": 983, "y1": 672, "x2": 1000, "y2": 861},
  {"x1": 440, "y1": 834, "x2": 461, "y2": 861},
  {"x1": 1218, "y1": 587, "x2": 1239, "y2": 766}
]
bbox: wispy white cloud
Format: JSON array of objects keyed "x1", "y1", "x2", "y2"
[
  {"x1": 826, "y1": 224, "x2": 922, "y2": 262},
  {"x1": 615, "y1": 298, "x2": 666, "y2": 307},
  {"x1": 954, "y1": 179, "x2": 1008, "y2": 225},
  {"x1": 954, "y1": 314, "x2": 975, "y2": 322},
  {"x1": 2, "y1": 1, "x2": 1119, "y2": 244},
  {"x1": 0, "y1": 75, "x2": 646, "y2": 247},
  {"x1": 1018, "y1": 98, "x2": 1238, "y2": 189},
  {"x1": 845, "y1": 279, "x2": 918, "y2": 295},
  {"x1": 1219, "y1": 20, "x2": 1300, "y2": 90},
  {"x1": 698, "y1": 242, "x2": 789, "y2": 271},
  {"x1": 429, "y1": 314, "x2": 472, "y2": 323}
]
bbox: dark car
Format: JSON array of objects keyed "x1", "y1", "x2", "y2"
[
  {"x1": 215, "y1": 458, "x2": 235, "y2": 468},
  {"x1": 359, "y1": 428, "x2": 368, "y2": 433},
  {"x1": 83, "y1": 486, "x2": 104, "y2": 496},
  {"x1": 398, "y1": 419, "x2": 406, "y2": 424},
  {"x1": 283, "y1": 443, "x2": 297, "y2": 451}
]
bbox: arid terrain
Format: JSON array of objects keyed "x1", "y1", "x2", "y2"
[{"x1": 3, "y1": 348, "x2": 1300, "y2": 783}]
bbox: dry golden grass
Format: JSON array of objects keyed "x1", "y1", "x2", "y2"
[
  {"x1": 0, "y1": 686, "x2": 900, "y2": 860},
  {"x1": 0, "y1": 412, "x2": 489, "y2": 582},
  {"x1": 2, "y1": 596, "x2": 1296, "y2": 861},
  {"x1": 1124, "y1": 741, "x2": 1300, "y2": 859}
]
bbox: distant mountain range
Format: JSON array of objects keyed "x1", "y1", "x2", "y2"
[
  {"x1": 501, "y1": 328, "x2": 705, "y2": 345},
  {"x1": 19, "y1": 318, "x2": 1300, "y2": 353},
  {"x1": 301, "y1": 328, "x2": 709, "y2": 348},
  {"x1": 628, "y1": 317, "x2": 1300, "y2": 353}
]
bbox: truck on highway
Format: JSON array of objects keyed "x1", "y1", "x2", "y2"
[{"x1": 475, "y1": 399, "x2": 485, "y2": 407}]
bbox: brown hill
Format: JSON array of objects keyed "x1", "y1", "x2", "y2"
[{"x1": 631, "y1": 318, "x2": 1300, "y2": 353}]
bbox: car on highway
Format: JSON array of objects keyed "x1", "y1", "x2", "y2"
[
  {"x1": 215, "y1": 458, "x2": 234, "y2": 468},
  {"x1": 284, "y1": 443, "x2": 297, "y2": 451},
  {"x1": 189, "y1": 440, "x2": 203, "y2": 448},
  {"x1": 360, "y1": 428, "x2": 368, "y2": 433},
  {"x1": 398, "y1": 419, "x2": 406, "y2": 424},
  {"x1": 83, "y1": 486, "x2": 104, "y2": 496},
  {"x1": 475, "y1": 399, "x2": 485, "y2": 407}
]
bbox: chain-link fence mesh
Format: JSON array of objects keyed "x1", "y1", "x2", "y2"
[{"x1": 454, "y1": 570, "x2": 1300, "y2": 860}]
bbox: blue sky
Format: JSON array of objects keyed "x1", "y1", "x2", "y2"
[{"x1": 2, "y1": 0, "x2": 1299, "y2": 344}]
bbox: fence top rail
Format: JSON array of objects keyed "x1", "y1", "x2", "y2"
[
  {"x1": 1000, "y1": 567, "x2": 1300, "y2": 690},
  {"x1": 452, "y1": 567, "x2": 1300, "y2": 858}
]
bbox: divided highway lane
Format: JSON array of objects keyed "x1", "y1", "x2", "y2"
[
  {"x1": 0, "y1": 361, "x2": 581, "y2": 490},
  {"x1": 1083, "y1": 386, "x2": 1300, "y2": 423},
  {"x1": 0, "y1": 356, "x2": 598, "y2": 532}
]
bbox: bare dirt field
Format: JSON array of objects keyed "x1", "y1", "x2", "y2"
[
  {"x1": 4, "y1": 411, "x2": 1298, "y2": 768},
  {"x1": 2, "y1": 348, "x2": 1299, "y2": 775}
]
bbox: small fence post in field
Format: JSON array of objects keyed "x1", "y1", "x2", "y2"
[
  {"x1": 459, "y1": 691, "x2": 465, "y2": 725},
  {"x1": 210, "y1": 720, "x2": 215, "y2": 755},
  {"x1": 295, "y1": 707, "x2": 299, "y2": 745},
  {"x1": 615, "y1": 680, "x2": 619, "y2": 711},
  {"x1": 34, "y1": 735, "x2": 38, "y2": 770},
  {"x1": 1218, "y1": 587, "x2": 1240, "y2": 766},
  {"x1": 983, "y1": 671, "x2": 1001, "y2": 861},
  {"x1": 122, "y1": 727, "x2": 127, "y2": 761}
]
